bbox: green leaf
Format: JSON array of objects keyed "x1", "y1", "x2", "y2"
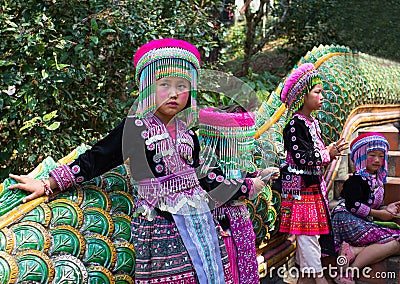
[
  {"x1": 43, "y1": 110, "x2": 58, "y2": 122},
  {"x1": 57, "y1": 64, "x2": 70, "y2": 69},
  {"x1": 90, "y1": 36, "x2": 98, "y2": 45},
  {"x1": 5, "y1": 20, "x2": 18, "y2": 28},
  {"x1": 41, "y1": 69, "x2": 49, "y2": 79},
  {"x1": 28, "y1": 97, "x2": 37, "y2": 110},
  {"x1": 20, "y1": 117, "x2": 41, "y2": 132},
  {"x1": 99, "y1": 29, "x2": 116, "y2": 36},
  {"x1": 28, "y1": 154, "x2": 38, "y2": 162},
  {"x1": 0, "y1": 60, "x2": 13, "y2": 67},
  {"x1": 45, "y1": 122, "x2": 60, "y2": 131},
  {"x1": 91, "y1": 19, "x2": 98, "y2": 31}
]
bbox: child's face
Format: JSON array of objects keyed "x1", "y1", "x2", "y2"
[
  {"x1": 304, "y1": 84, "x2": 323, "y2": 111},
  {"x1": 154, "y1": 76, "x2": 190, "y2": 124},
  {"x1": 366, "y1": 150, "x2": 385, "y2": 174}
]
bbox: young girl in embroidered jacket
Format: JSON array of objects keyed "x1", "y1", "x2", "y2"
[
  {"x1": 331, "y1": 132, "x2": 400, "y2": 284},
  {"x1": 279, "y1": 63, "x2": 348, "y2": 284},
  {"x1": 198, "y1": 105, "x2": 280, "y2": 284},
  {"x1": 8, "y1": 38, "x2": 233, "y2": 284}
]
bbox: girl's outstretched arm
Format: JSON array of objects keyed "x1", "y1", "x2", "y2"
[{"x1": 8, "y1": 174, "x2": 58, "y2": 203}]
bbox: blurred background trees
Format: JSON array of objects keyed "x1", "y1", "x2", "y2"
[{"x1": 1, "y1": 0, "x2": 399, "y2": 179}]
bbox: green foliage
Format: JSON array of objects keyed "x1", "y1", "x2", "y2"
[
  {"x1": 326, "y1": 0, "x2": 400, "y2": 62},
  {"x1": 240, "y1": 68, "x2": 281, "y2": 102},
  {"x1": 223, "y1": 21, "x2": 246, "y2": 60},
  {"x1": 277, "y1": 0, "x2": 400, "y2": 66},
  {"x1": 0, "y1": 0, "x2": 225, "y2": 179},
  {"x1": 278, "y1": 0, "x2": 335, "y2": 65}
]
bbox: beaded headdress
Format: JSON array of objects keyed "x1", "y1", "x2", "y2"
[
  {"x1": 280, "y1": 63, "x2": 322, "y2": 121},
  {"x1": 350, "y1": 132, "x2": 389, "y2": 183},
  {"x1": 133, "y1": 38, "x2": 201, "y2": 127},
  {"x1": 199, "y1": 107, "x2": 256, "y2": 178}
]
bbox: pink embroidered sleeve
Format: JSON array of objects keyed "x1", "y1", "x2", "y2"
[
  {"x1": 320, "y1": 148, "x2": 331, "y2": 165},
  {"x1": 351, "y1": 203, "x2": 371, "y2": 218},
  {"x1": 49, "y1": 164, "x2": 76, "y2": 191}
]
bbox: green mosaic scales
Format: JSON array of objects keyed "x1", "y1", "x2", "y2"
[{"x1": 0, "y1": 145, "x2": 135, "y2": 283}]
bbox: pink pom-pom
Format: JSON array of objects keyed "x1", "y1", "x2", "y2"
[
  {"x1": 199, "y1": 107, "x2": 255, "y2": 127},
  {"x1": 134, "y1": 38, "x2": 201, "y2": 67},
  {"x1": 281, "y1": 63, "x2": 315, "y2": 103}
]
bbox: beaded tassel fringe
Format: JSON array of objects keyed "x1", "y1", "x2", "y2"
[{"x1": 199, "y1": 124, "x2": 256, "y2": 179}]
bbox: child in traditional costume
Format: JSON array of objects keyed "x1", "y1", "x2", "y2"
[
  {"x1": 198, "y1": 105, "x2": 279, "y2": 284},
  {"x1": 9, "y1": 38, "x2": 233, "y2": 284},
  {"x1": 331, "y1": 132, "x2": 400, "y2": 284},
  {"x1": 279, "y1": 63, "x2": 348, "y2": 283}
]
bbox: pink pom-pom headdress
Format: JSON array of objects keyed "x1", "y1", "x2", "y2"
[
  {"x1": 133, "y1": 38, "x2": 201, "y2": 128},
  {"x1": 198, "y1": 107, "x2": 257, "y2": 178},
  {"x1": 280, "y1": 63, "x2": 322, "y2": 120}
]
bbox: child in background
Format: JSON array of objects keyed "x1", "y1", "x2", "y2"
[
  {"x1": 198, "y1": 105, "x2": 279, "y2": 284},
  {"x1": 279, "y1": 63, "x2": 348, "y2": 284},
  {"x1": 332, "y1": 132, "x2": 400, "y2": 284}
]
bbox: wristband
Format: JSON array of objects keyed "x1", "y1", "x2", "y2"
[{"x1": 41, "y1": 179, "x2": 53, "y2": 196}]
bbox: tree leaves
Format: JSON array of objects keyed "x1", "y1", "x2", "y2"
[{"x1": 0, "y1": 0, "x2": 225, "y2": 179}]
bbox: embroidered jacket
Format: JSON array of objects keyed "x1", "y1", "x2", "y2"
[
  {"x1": 50, "y1": 115, "x2": 201, "y2": 220},
  {"x1": 282, "y1": 113, "x2": 331, "y2": 188},
  {"x1": 337, "y1": 174, "x2": 384, "y2": 219}
]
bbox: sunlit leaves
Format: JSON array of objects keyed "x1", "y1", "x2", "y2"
[{"x1": 0, "y1": 0, "x2": 225, "y2": 179}]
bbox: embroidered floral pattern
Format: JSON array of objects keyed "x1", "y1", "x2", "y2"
[
  {"x1": 216, "y1": 176, "x2": 224, "y2": 183},
  {"x1": 155, "y1": 164, "x2": 164, "y2": 173},
  {"x1": 135, "y1": 119, "x2": 144, "y2": 126},
  {"x1": 208, "y1": 172, "x2": 217, "y2": 180},
  {"x1": 76, "y1": 176, "x2": 84, "y2": 183},
  {"x1": 71, "y1": 165, "x2": 80, "y2": 174},
  {"x1": 141, "y1": 130, "x2": 149, "y2": 139},
  {"x1": 355, "y1": 204, "x2": 371, "y2": 217}
]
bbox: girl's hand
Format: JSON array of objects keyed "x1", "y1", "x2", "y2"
[
  {"x1": 371, "y1": 207, "x2": 396, "y2": 221},
  {"x1": 386, "y1": 201, "x2": 400, "y2": 216},
  {"x1": 328, "y1": 138, "x2": 349, "y2": 159},
  {"x1": 8, "y1": 174, "x2": 46, "y2": 203},
  {"x1": 259, "y1": 167, "x2": 280, "y2": 181},
  {"x1": 248, "y1": 177, "x2": 266, "y2": 199},
  {"x1": 380, "y1": 209, "x2": 396, "y2": 221}
]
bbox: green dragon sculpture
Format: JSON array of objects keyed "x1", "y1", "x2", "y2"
[{"x1": 1, "y1": 44, "x2": 400, "y2": 283}]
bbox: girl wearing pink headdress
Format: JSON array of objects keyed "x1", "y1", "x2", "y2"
[
  {"x1": 9, "y1": 38, "x2": 233, "y2": 283},
  {"x1": 331, "y1": 132, "x2": 400, "y2": 284},
  {"x1": 280, "y1": 63, "x2": 348, "y2": 283}
]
